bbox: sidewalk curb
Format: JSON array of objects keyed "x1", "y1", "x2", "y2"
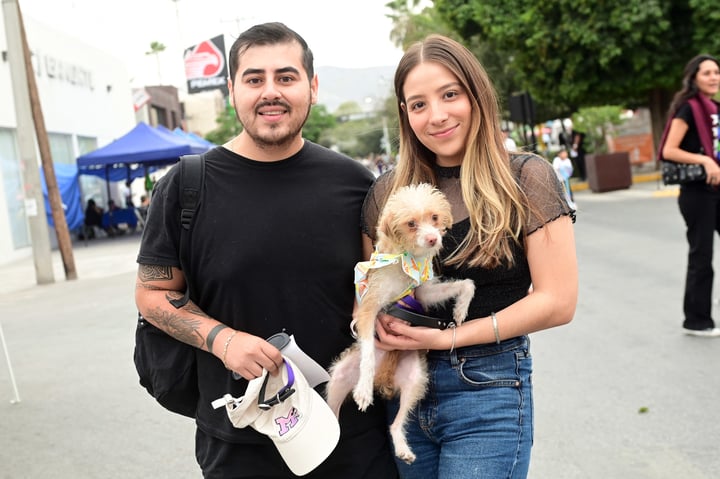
[{"x1": 571, "y1": 170, "x2": 662, "y2": 193}]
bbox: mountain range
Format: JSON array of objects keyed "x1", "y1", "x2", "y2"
[{"x1": 315, "y1": 66, "x2": 396, "y2": 114}]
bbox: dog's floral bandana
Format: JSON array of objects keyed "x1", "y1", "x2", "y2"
[{"x1": 354, "y1": 250, "x2": 434, "y2": 303}]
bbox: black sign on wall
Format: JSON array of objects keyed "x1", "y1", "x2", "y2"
[
  {"x1": 184, "y1": 34, "x2": 228, "y2": 96},
  {"x1": 509, "y1": 92, "x2": 535, "y2": 125},
  {"x1": 508, "y1": 92, "x2": 537, "y2": 152}
]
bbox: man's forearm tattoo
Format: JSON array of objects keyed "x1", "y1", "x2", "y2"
[
  {"x1": 149, "y1": 306, "x2": 204, "y2": 348},
  {"x1": 135, "y1": 282, "x2": 163, "y2": 291},
  {"x1": 138, "y1": 264, "x2": 173, "y2": 281},
  {"x1": 206, "y1": 324, "x2": 228, "y2": 352}
]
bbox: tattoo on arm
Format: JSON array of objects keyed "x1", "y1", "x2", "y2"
[
  {"x1": 139, "y1": 264, "x2": 173, "y2": 281},
  {"x1": 166, "y1": 290, "x2": 185, "y2": 302},
  {"x1": 149, "y1": 306, "x2": 204, "y2": 348},
  {"x1": 164, "y1": 291, "x2": 209, "y2": 318},
  {"x1": 206, "y1": 324, "x2": 228, "y2": 352},
  {"x1": 185, "y1": 302, "x2": 209, "y2": 317},
  {"x1": 137, "y1": 266, "x2": 214, "y2": 349}
]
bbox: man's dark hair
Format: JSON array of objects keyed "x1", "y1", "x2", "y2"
[{"x1": 227, "y1": 22, "x2": 314, "y2": 83}]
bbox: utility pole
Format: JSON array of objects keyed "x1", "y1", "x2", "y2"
[
  {"x1": 382, "y1": 116, "x2": 391, "y2": 158},
  {"x1": 3, "y1": 0, "x2": 77, "y2": 282}
]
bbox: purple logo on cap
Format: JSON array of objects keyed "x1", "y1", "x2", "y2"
[{"x1": 275, "y1": 407, "x2": 301, "y2": 436}]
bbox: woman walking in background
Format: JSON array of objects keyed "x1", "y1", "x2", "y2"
[{"x1": 661, "y1": 54, "x2": 720, "y2": 337}]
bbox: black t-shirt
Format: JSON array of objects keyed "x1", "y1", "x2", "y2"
[
  {"x1": 675, "y1": 102, "x2": 703, "y2": 154},
  {"x1": 137, "y1": 141, "x2": 384, "y2": 443}
]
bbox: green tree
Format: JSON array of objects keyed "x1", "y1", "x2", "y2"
[
  {"x1": 145, "y1": 41, "x2": 166, "y2": 84},
  {"x1": 303, "y1": 104, "x2": 337, "y2": 145},
  {"x1": 408, "y1": 0, "x2": 720, "y2": 146},
  {"x1": 387, "y1": 0, "x2": 456, "y2": 47},
  {"x1": 204, "y1": 102, "x2": 337, "y2": 147},
  {"x1": 571, "y1": 105, "x2": 625, "y2": 154},
  {"x1": 385, "y1": 1, "x2": 535, "y2": 121},
  {"x1": 334, "y1": 101, "x2": 365, "y2": 121},
  {"x1": 204, "y1": 101, "x2": 241, "y2": 145}
]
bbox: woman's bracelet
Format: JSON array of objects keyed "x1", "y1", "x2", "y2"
[
  {"x1": 491, "y1": 312, "x2": 501, "y2": 344},
  {"x1": 448, "y1": 323, "x2": 457, "y2": 354},
  {"x1": 221, "y1": 330, "x2": 237, "y2": 369}
]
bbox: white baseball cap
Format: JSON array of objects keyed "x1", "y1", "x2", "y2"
[
  {"x1": 265, "y1": 333, "x2": 331, "y2": 388},
  {"x1": 212, "y1": 356, "x2": 340, "y2": 476}
]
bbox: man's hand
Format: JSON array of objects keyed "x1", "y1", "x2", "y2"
[{"x1": 222, "y1": 332, "x2": 283, "y2": 380}]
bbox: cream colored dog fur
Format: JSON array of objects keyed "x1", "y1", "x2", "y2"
[{"x1": 326, "y1": 183, "x2": 475, "y2": 464}]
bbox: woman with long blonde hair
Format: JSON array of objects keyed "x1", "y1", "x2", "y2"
[{"x1": 363, "y1": 34, "x2": 578, "y2": 478}]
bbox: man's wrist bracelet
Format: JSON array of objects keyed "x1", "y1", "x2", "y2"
[{"x1": 222, "y1": 331, "x2": 237, "y2": 369}]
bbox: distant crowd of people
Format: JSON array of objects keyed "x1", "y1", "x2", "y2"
[{"x1": 81, "y1": 192, "x2": 150, "y2": 240}]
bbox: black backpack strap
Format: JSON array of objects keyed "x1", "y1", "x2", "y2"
[
  {"x1": 169, "y1": 154, "x2": 205, "y2": 309},
  {"x1": 179, "y1": 154, "x2": 204, "y2": 232}
]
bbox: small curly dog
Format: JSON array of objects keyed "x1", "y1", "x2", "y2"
[{"x1": 326, "y1": 183, "x2": 475, "y2": 464}]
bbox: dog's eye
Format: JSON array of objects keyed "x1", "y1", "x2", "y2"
[
  {"x1": 407, "y1": 220, "x2": 416, "y2": 229},
  {"x1": 432, "y1": 214, "x2": 439, "y2": 222}
]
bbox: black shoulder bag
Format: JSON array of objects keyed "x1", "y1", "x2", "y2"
[
  {"x1": 133, "y1": 154, "x2": 205, "y2": 418},
  {"x1": 659, "y1": 101, "x2": 708, "y2": 185}
]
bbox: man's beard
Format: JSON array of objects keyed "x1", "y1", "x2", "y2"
[{"x1": 236, "y1": 99, "x2": 312, "y2": 149}]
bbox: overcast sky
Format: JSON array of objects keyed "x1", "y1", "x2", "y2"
[{"x1": 21, "y1": 0, "x2": 405, "y2": 86}]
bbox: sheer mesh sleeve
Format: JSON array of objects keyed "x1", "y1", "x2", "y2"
[
  {"x1": 512, "y1": 153, "x2": 576, "y2": 235},
  {"x1": 360, "y1": 172, "x2": 394, "y2": 242}
]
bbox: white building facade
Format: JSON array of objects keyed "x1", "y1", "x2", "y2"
[{"x1": 0, "y1": 14, "x2": 135, "y2": 264}]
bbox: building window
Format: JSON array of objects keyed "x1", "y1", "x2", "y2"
[
  {"x1": 0, "y1": 128, "x2": 31, "y2": 248},
  {"x1": 48, "y1": 132, "x2": 74, "y2": 164}
]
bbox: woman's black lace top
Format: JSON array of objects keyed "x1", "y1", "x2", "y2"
[{"x1": 360, "y1": 153, "x2": 575, "y2": 321}]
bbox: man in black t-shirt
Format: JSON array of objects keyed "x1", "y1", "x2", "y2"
[{"x1": 135, "y1": 23, "x2": 398, "y2": 479}]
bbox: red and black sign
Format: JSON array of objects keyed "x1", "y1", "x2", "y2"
[{"x1": 184, "y1": 34, "x2": 228, "y2": 96}]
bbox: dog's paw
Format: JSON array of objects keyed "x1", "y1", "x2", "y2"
[
  {"x1": 390, "y1": 423, "x2": 416, "y2": 463},
  {"x1": 395, "y1": 447, "x2": 416, "y2": 464},
  {"x1": 452, "y1": 280, "x2": 475, "y2": 324},
  {"x1": 352, "y1": 383, "x2": 374, "y2": 411},
  {"x1": 452, "y1": 305, "x2": 469, "y2": 324}
]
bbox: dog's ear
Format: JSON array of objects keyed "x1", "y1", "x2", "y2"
[
  {"x1": 433, "y1": 190, "x2": 453, "y2": 231},
  {"x1": 377, "y1": 204, "x2": 407, "y2": 252},
  {"x1": 377, "y1": 208, "x2": 395, "y2": 239},
  {"x1": 442, "y1": 208, "x2": 453, "y2": 230}
]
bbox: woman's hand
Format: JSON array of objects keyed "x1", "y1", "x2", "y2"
[
  {"x1": 704, "y1": 155, "x2": 720, "y2": 185},
  {"x1": 374, "y1": 312, "x2": 449, "y2": 351}
]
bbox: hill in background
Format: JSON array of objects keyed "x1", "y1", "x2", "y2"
[{"x1": 315, "y1": 65, "x2": 396, "y2": 114}]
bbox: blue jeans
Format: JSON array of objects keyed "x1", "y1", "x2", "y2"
[{"x1": 387, "y1": 336, "x2": 533, "y2": 479}]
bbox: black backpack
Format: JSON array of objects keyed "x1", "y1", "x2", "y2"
[{"x1": 133, "y1": 154, "x2": 204, "y2": 418}]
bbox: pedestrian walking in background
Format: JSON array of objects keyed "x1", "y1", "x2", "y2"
[
  {"x1": 364, "y1": 34, "x2": 578, "y2": 478},
  {"x1": 553, "y1": 148, "x2": 576, "y2": 207},
  {"x1": 661, "y1": 53, "x2": 720, "y2": 337},
  {"x1": 502, "y1": 127, "x2": 517, "y2": 151},
  {"x1": 570, "y1": 129, "x2": 587, "y2": 181},
  {"x1": 135, "y1": 22, "x2": 398, "y2": 478}
]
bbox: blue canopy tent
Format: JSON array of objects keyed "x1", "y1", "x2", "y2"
[
  {"x1": 40, "y1": 163, "x2": 84, "y2": 231},
  {"x1": 156, "y1": 124, "x2": 216, "y2": 151},
  {"x1": 76, "y1": 122, "x2": 212, "y2": 195},
  {"x1": 173, "y1": 127, "x2": 216, "y2": 148}
]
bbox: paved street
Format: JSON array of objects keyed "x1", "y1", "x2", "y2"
[{"x1": 1, "y1": 178, "x2": 718, "y2": 478}]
